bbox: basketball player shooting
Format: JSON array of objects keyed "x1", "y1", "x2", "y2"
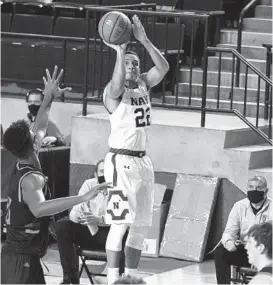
[{"x1": 102, "y1": 15, "x2": 169, "y2": 284}]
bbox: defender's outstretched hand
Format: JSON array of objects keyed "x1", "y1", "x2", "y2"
[
  {"x1": 83, "y1": 182, "x2": 112, "y2": 201},
  {"x1": 43, "y1": 66, "x2": 72, "y2": 100},
  {"x1": 132, "y1": 15, "x2": 148, "y2": 44}
]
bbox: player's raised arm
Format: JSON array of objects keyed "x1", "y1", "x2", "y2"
[
  {"x1": 132, "y1": 15, "x2": 169, "y2": 88},
  {"x1": 32, "y1": 66, "x2": 71, "y2": 151},
  {"x1": 103, "y1": 41, "x2": 128, "y2": 100}
]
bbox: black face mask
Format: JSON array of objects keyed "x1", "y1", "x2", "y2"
[
  {"x1": 247, "y1": 190, "x2": 265, "y2": 204},
  {"x1": 98, "y1": 176, "x2": 105, "y2": 184},
  {"x1": 28, "y1": 105, "x2": 40, "y2": 117}
]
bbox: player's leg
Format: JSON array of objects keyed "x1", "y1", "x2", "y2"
[
  {"x1": 124, "y1": 225, "x2": 149, "y2": 276},
  {"x1": 30, "y1": 255, "x2": 46, "y2": 284},
  {"x1": 120, "y1": 156, "x2": 154, "y2": 276},
  {"x1": 106, "y1": 223, "x2": 128, "y2": 284},
  {"x1": 1, "y1": 252, "x2": 35, "y2": 284},
  {"x1": 122, "y1": 156, "x2": 154, "y2": 276}
]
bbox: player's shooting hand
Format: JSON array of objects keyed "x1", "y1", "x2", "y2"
[
  {"x1": 132, "y1": 15, "x2": 147, "y2": 44},
  {"x1": 43, "y1": 66, "x2": 72, "y2": 100},
  {"x1": 83, "y1": 182, "x2": 112, "y2": 202},
  {"x1": 103, "y1": 40, "x2": 128, "y2": 53},
  {"x1": 79, "y1": 212, "x2": 102, "y2": 225}
]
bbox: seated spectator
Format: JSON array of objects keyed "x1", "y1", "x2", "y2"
[
  {"x1": 214, "y1": 175, "x2": 272, "y2": 284},
  {"x1": 26, "y1": 88, "x2": 66, "y2": 147},
  {"x1": 244, "y1": 222, "x2": 272, "y2": 285},
  {"x1": 55, "y1": 159, "x2": 125, "y2": 284}
]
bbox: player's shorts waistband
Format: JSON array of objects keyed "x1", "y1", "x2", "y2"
[{"x1": 110, "y1": 148, "x2": 146, "y2": 158}]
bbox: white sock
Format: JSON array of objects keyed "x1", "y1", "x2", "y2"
[
  {"x1": 107, "y1": 268, "x2": 119, "y2": 285},
  {"x1": 124, "y1": 268, "x2": 137, "y2": 276}
]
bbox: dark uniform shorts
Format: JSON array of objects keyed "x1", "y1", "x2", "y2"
[{"x1": 1, "y1": 252, "x2": 45, "y2": 284}]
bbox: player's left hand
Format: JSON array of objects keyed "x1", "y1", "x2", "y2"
[
  {"x1": 42, "y1": 136, "x2": 57, "y2": 147},
  {"x1": 80, "y1": 212, "x2": 102, "y2": 225},
  {"x1": 43, "y1": 66, "x2": 72, "y2": 100},
  {"x1": 132, "y1": 15, "x2": 148, "y2": 44}
]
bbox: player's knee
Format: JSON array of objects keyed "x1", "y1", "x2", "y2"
[
  {"x1": 106, "y1": 235, "x2": 123, "y2": 251},
  {"x1": 125, "y1": 227, "x2": 149, "y2": 250},
  {"x1": 105, "y1": 225, "x2": 127, "y2": 252}
]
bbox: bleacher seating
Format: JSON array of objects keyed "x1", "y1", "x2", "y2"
[
  {"x1": 1, "y1": 1, "x2": 14, "y2": 14},
  {"x1": 140, "y1": 0, "x2": 155, "y2": 3},
  {"x1": 141, "y1": 0, "x2": 176, "y2": 5},
  {"x1": 144, "y1": 22, "x2": 184, "y2": 52},
  {"x1": 54, "y1": 17, "x2": 87, "y2": 38},
  {"x1": 2, "y1": 37, "x2": 64, "y2": 82},
  {"x1": 72, "y1": 0, "x2": 99, "y2": 6},
  {"x1": 101, "y1": 0, "x2": 141, "y2": 6},
  {"x1": 11, "y1": 14, "x2": 53, "y2": 34},
  {"x1": 2, "y1": 14, "x2": 63, "y2": 82},
  {"x1": 182, "y1": 0, "x2": 222, "y2": 11},
  {"x1": 50, "y1": 2, "x2": 85, "y2": 19},
  {"x1": 156, "y1": 0, "x2": 177, "y2": 7},
  {"x1": 12, "y1": 2, "x2": 52, "y2": 16},
  {"x1": 1, "y1": 13, "x2": 11, "y2": 31},
  {"x1": 53, "y1": 17, "x2": 109, "y2": 89},
  {"x1": 65, "y1": 42, "x2": 115, "y2": 89},
  {"x1": 0, "y1": 0, "x2": 200, "y2": 93}
]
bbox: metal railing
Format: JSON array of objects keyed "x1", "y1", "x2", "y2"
[
  {"x1": 263, "y1": 44, "x2": 272, "y2": 120},
  {"x1": 202, "y1": 46, "x2": 272, "y2": 145},
  {"x1": 236, "y1": 0, "x2": 259, "y2": 86}
]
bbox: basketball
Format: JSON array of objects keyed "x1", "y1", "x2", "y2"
[{"x1": 98, "y1": 11, "x2": 132, "y2": 45}]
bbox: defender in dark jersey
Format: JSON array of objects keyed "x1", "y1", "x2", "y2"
[{"x1": 1, "y1": 66, "x2": 110, "y2": 284}]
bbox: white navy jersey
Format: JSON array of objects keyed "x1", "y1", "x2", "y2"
[{"x1": 106, "y1": 79, "x2": 151, "y2": 151}]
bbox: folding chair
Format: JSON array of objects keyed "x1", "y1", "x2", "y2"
[
  {"x1": 77, "y1": 248, "x2": 107, "y2": 284},
  {"x1": 230, "y1": 265, "x2": 257, "y2": 284},
  {"x1": 76, "y1": 247, "x2": 125, "y2": 284}
]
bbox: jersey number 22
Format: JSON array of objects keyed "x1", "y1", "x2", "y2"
[{"x1": 134, "y1": 107, "x2": 151, "y2": 128}]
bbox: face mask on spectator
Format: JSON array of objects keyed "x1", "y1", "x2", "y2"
[
  {"x1": 247, "y1": 190, "x2": 265, "y2": 204},
  {"x1": 98, "y1": 176, "x2": 105, "y2": 184},
  {"x1": 28, "y1": 104, "x2": 40, "y2": 116}
]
